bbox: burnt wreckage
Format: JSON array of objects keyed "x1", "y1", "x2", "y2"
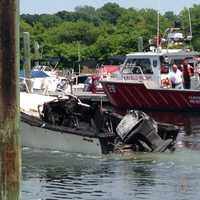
[{"x1": 27, "y1": 95, "x2": 179, "y2": 154}]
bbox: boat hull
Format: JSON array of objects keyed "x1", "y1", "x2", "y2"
[
  {"x1": 21, "y1": 120, "x2": 102, "y2": 155},
  {"x1": 101, "y1": 80, "x2": 200, "y2": 111}
]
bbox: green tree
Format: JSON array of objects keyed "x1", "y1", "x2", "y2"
[
  {"x1": 37, "y1": 14, "x2": 62, "y2": 28},
  {"x1": 97, "y1": 3, "x2": 125, "y2": 24},
  {"x1": 179, "y1": 5, "x2": 200, "y2": 50},
  {"x1": 20, "y1": 3, "x2": 200, "y2": 68}
]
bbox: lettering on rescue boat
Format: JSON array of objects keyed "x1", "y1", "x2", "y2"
[
  {"x1": 189, "y1": 96, "x2": 200, "y2": 104},
  {"x1": 123, "y1": 75, "x2": 153, "y2": 81}
]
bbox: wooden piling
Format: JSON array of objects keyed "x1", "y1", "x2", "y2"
[
  {"x1": 0, "y1": 0, "x2": 21, "y2": 199},
  {"x1": 23, "y1": 32, "x2": 32, "y2": 92}
]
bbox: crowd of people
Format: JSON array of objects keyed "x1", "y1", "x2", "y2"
[{"x1": 161, "y1": 59, "x2": 193, "y2": 89}]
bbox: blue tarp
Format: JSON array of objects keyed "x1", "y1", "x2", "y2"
[{"x1": 19, "y1": 70, "x2": 49, "y2": 78}]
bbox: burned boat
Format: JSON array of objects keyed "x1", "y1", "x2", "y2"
[
  {"x1": 20, "y1": 92, "x2": 179, "y2": 155},
  {"x1": 20, "y1": 92, "x2": 109, "y2": 155}
]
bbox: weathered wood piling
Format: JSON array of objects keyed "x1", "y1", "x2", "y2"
[{"x1": 0, "y1": 0, "x2": 21, "y2": 199}]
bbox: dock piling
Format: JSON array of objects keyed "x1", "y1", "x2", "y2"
[{"x1": 0, "y1": 0, "x2": 21, "y2": 199}]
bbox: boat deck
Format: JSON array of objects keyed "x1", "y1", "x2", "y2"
[
  {"x1": 46, "y1": 91, "x2": 109, "y2": 103},
  {"x1": 73, "y1": 91, "x2": 108, "y2": 102},
  {"x1": 21, "y1": 111, "x2": 102, "y2": 138}
]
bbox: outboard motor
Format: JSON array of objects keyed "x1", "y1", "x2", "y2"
[{"x1": 116, "y1": 110, "x2": 173, "y2": 152}]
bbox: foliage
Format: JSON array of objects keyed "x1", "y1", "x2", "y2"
[{"x1": 20, "y1": 3, "x2": 200, "y2": 69}]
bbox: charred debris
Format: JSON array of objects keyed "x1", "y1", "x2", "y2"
[{"x1": 38, "y1": 95, "x2": 179, "y2": 154}]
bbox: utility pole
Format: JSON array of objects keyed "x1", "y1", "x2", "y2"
[
  {"x1": 156, "y1": 9, "x2": 160, "y2": 50},
  {"x1": 34, "y1": 41, "x2": 40, "y2": 66},
  {"x1": 138, "y1": 37, "x2": 144, "y2": 52},
  {"x1": 34, "y1": 41, "x2": 40, "y2": 67},
  {"x1": 23, "y1": 32, "x2": 32, "y2": 92},
  {"x1": 77, "y1": 41, "x2": 81, "y2": 75},
  {"x1": 0, "y1": 0, "x2": 21, "y2": 199}
]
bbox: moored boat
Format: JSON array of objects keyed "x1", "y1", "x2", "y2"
[
  {"x1": 101, "y1": 77, "x2": 200, "y2": 111},
  {"x1": 101, "y1": 27, "x2": 200, "y2": 111}
]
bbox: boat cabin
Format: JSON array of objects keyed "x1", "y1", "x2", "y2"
[{"x1": 121, "y1": 49, "x2": 199, "y2": 89}]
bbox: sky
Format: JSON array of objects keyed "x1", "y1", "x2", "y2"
[{"x1": 20, "y1": 0, "x2": 200, "y2": 14}]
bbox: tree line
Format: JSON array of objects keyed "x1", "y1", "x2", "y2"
[{"x1": 20, "y1": 3, "x2": 200, "y2": 70}]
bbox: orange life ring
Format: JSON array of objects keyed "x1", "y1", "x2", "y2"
[{"x1": 161, "y1": 78, "x2": 170, "y2": 88}]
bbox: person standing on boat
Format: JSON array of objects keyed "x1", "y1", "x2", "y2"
[
  {"x1": 182, "y1": 59, "x2": 192, "y2": 89},
  {"x1": 168, "y1": 64, "x2": 183, "y2": 89}
]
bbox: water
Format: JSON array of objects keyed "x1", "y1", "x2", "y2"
[{"x1": 22, "y1": 112, "x2": 200, "y2": 200}]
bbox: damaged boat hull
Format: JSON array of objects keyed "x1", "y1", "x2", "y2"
[
  {"x1": 20, "y1": 92, "x2": 179, "y2": 155},
  {"x1": 21, "y1": 114, "x2": 102, "y2": 155}
]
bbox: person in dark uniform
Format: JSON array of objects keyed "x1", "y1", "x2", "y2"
[{"x1": 182, "y1": 59, "x2": 192, "y2": 89}]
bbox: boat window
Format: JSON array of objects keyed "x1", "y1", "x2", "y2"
[
  {"x1": 125, "y1": 58, "x2": 153, "y2": 74},
  {"x1": 172, "y1": 59, "x2": 183, "y2": 67},
  {"x1": 153, "y1": 60, "x2": 157, "y2": 67},
  {"x1": 174, "y1": 57, "x2": 196, "y2": 68},
  {"x1": 160, "y1": 56, "x2": 169, "y2": 74},
  {"x1": 73, "y1": 75, "x2": 90, "y2": 84}
]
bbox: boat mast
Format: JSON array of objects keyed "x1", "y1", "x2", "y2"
[
  {"x1": 156, "y1": 9, "x2": 160, "y2": 51},
  {"x1": 78, "y1": 41, "x2": 81, "y2": 75},
  {"x1": 156, "y1": 0, "x2": 161, "y2": 52},
  {"x1": 186, "y1": 7, "x2": 193, "y2": 51},
  {"x1": 188, "y1": 8, "x2": 192, "y2": 37}
]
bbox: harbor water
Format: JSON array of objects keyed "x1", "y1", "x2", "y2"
[{"x1": 22, "y1": 111, "x2": 200, "y2": 200}]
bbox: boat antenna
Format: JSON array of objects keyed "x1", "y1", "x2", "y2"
[
  {"x1": 156, "y1": 9, "x2": 160, "y2": 51},
  {"x1": 188, "y1": 7, "x2": 192, "y2": 37},
  {"x1": 77, "y1": 41, "x2": 81, "y2": 75},
  {"x1": 156, "y1": 0, "x2": 160, "y2": 52}
]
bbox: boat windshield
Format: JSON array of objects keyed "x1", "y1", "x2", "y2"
[
  {"x1": 160, "y1": 56, "x2": 170, "y2": 74},
  {"x1": 124, "y1": 58, "x2": 153, "y2": 74}
]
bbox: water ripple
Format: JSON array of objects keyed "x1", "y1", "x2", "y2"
[{"x1": 22, "y1": 112, "x2": 200, "y2": 200}]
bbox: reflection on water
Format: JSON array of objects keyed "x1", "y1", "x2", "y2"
[
  {"x1": 147, "y1": 111, "x2": 200, "y2": 135},
  {"x1": 148, "y1": 111, "x2": 200, "y2": 151},
  {"x1": 22, "y1": 112, "x2": 200, "y2": 200}
]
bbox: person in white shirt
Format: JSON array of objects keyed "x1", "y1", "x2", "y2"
[{"x1": 168, "y1": 64, "x2": 183, "y2": 89}]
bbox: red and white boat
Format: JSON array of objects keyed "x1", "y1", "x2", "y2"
[{"x1": 101, "y1": 28, "x2": 200, "y2": 111}]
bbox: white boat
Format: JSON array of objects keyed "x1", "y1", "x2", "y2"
[
  {"x1": 20, "y1": 92, "x2": 106, "y2": 155},
  {"x1": 20, "y1": 68, "x2": 95, "y2": 95},
  {"x1": 21, "y1": 115, "x2": 102, "y2": 155}
]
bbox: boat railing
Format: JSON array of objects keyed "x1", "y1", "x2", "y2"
[
  {"x1": 20, "y1": 75, "x2": 75, "y2": 96},
  {"x1": 19, "y1": 77, "x2": 33, "y2": 93}
]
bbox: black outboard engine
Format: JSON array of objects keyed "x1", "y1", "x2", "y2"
[{"x1": 116, "y1": 110, "x2": 173, "y2": 152}]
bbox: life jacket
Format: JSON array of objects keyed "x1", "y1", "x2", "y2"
[
  {"x1": 182, "y1": 64, "x2": 193, "y2": 80},
  {"x1": 161, "y1": 77, "x2": 170, "y2": 88},
  {"x1": 187, "y1": 64, "x2": 193, "y2": 77}
]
